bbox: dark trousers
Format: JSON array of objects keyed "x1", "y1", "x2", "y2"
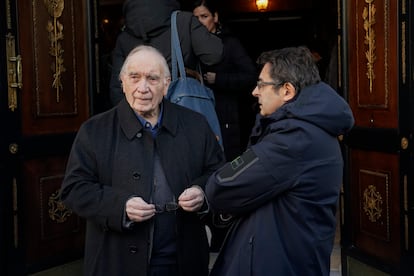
[{"x1": 148, "y1": 264, "x2": 178, "y2": 276}]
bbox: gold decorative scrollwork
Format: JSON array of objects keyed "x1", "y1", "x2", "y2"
[
  {"x1": 48, "y1": 190, "x2": 72, "y2": 223},
  {"x1": 363, "y1": 185, "x2": 383, "y2": 222},
  {"x1": 362, "y1": 0, "x2": 376, "y2": 93},
  {"x1": 8, "y1": 143, "x2": 19, "y2": 154},
  {"x1": 44, "y1": 0, "x2": 66, "y2": 102}
]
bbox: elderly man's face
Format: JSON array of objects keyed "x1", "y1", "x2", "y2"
[{"x1": 120, "y1": 51, "x2": 170, "y2": 119}]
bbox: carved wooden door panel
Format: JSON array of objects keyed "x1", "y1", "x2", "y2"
[
  {"x1": 340, "y1": 0, "x2": 413, "y2": 275},
  {"x1": 1, "y1": 0, "x2": 92, "y2": 274}
]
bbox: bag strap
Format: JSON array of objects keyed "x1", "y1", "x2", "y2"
[{"x1": 171, "y1": 11, "x2": 186, "y2": 82}]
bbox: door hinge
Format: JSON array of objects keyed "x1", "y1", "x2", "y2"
[{"x1": 6, "y1": 33, "x2": 22, "y2": 112}]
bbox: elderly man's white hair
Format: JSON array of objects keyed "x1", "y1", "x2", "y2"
[{"x1": 119, "y1": 45, "x2": 171, "y2": 79}]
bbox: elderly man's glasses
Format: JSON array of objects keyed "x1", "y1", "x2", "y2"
[
  {"x1": 256, "y1": 80, "x2": 279, "y2": 90},
  {"x1": 155, "y1": 201, "x2": 179, "y2": 213}
]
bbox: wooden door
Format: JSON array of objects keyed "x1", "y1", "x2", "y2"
[
  {"x1": 340, "y1": 0, "x2": 413, "y2": 274},
  {"x1": 1, "y1": 0, "x2": 93, "y2": 274}
]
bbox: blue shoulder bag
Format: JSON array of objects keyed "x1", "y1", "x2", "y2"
[{"x1": 166, "y1": 11, "x2": 223, "y2": 147}]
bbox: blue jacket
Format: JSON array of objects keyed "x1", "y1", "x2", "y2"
[{"x1": 206, "y1": 82, "x2": 354, "y2": 276}]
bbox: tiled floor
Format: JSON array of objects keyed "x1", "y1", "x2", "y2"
[{"x1": 330, "y1": 218, "x2": 342, "y2": 275}]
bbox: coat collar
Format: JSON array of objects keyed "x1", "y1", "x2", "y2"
[{"x1": 117, "y1": 98, "x2": 179, "y2": 140}]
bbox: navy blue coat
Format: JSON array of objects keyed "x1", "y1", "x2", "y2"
[
  {"x1": 60, "y1": 99, "x2": 225, "y2": 276},
  {"x1": 206, "y1": 82, "x2": 354, "y2": 276}
]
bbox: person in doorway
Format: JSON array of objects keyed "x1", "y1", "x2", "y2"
[
  {"x1": 60, "y1": 45, "x2": 225, "y2": 276},
  {"x1": 192, "y1": 0, "x2": 258, "y2": 161},
  {"x1": 109, "y1": 0, "x2": 223, "y2": 106},
  {"x1": 191, "y1": 0, "x2": 258, "y2": 253},
  {"x1": 205, "y1": 46, "x2": 354, "y2": 276}
]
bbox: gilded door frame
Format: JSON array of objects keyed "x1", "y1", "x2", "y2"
[{"x1": 339, "y1": 0, "x2": 414, "y2": 275}]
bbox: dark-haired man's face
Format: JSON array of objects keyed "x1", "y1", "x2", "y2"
[{"x1": 252, "y1": 63, "x2": 284, "y2": 116}]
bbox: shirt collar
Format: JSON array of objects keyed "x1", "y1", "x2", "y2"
[{"x1": 136, "y1": 102, "x2": 164, "y2": 137}]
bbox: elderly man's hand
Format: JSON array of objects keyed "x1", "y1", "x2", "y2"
[
  {"x1": 126, "y1": 197, "x2": 156, "y2": 222},
  {"x1": 178, "y1": 186, "x2": 205, "y2": 212}
]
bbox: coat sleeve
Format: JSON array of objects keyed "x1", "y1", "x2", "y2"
[
  {"x1": 191, "y1": 121, "x2": 226, "y2": 190},
  {"x1": 205, "y1": 129, "x2": 304, "y2": 215},
  {"x1": 59, "y1": 122, "x2": 132, "y2": 232}
]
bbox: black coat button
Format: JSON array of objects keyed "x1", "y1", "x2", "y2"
[
  {"x1": 129, "y1": 245, "x2": 138, "y2": 254},
  {"x1": 133, "y1": 172, "x2": 141, "y2": 179}
]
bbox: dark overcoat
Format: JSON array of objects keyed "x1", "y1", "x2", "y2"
[
  {"x1": 60, "y1": 99, "x2": 225, "y2": 276},
  {"x1": 201, "y1": 30, "x2": 258, "y2": 161}
]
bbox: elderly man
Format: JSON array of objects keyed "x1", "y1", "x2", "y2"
[{"x1": 60, "y1": 45, "x2": 225, "y2": 276}]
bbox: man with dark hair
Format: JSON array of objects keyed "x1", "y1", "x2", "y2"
[{"x1": 206, "y1": 46, "x2": 354, "y2": 276}]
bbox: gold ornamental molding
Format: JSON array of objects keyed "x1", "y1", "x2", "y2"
[
  {"x1": 44, "y1": 0, "x2": 66, "y2": 102},
  {"x1": 6, "y1": 0, "x2": 12, "y2": 29},
  {"x1": 363, "y1": 184, "x2": 383, "y2": 222},
  {"x1": 362, "y1": 0, "x2": 376, "y2": 93},
  {"x1": 336, "y1": 0, "x2": 341, "y2": 88},
  {"x1": 401, "y1": 0, "x2": 407, "y2": 84},
  {"x1": 402, "y1": 0, "x2": 407, "y2": 14},
  {"x1": 401, "y1": 21, "x2": 406, "y2": 84},
  {"x1": 48, "y1": 190, "x2": 72, "y2": 223}
]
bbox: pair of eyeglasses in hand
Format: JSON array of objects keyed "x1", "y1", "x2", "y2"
[{"x1": 155, "y1": 201, "x2": 180, "y2": 213}]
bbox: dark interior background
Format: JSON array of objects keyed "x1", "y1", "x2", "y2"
[{"x1": 95, "y1": 0, "x2": 338, "y2": 113}]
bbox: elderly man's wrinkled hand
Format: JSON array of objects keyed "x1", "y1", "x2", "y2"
[
  {"x1": 126, "y1": 196, "x2": 156, "y2": 222},
  {"x1": 178, "y1": 186, "x2": 205, "y2": 212}
]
